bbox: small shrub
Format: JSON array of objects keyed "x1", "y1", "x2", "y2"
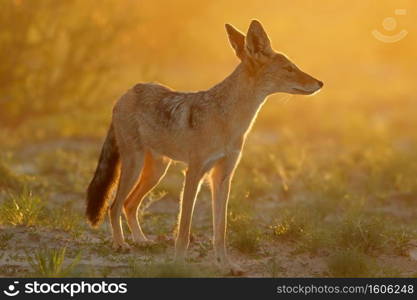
[
  {"x1": 270, "y1": 213, "x2": 305, "y2": 241},
  {"x1": 327, "y1": 248, "x2": 375, "y2": 277},
  {"x1": 229, "y1": 212, "x2": 262, "y2": 255},
  {"x1": 335, "y1": 214, "x2": 386, "y2": 253}
]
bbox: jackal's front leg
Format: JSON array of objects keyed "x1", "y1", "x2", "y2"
[
  {"x1": 175, "y1": 165, "x2": 204, "y2": 261},
  {"x1": 210, "y1": 152, "x2": 243, "y2": 274}
]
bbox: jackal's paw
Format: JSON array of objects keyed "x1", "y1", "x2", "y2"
[{"x1": 112, "y1": 241, "x2": 131, "y2": 252}]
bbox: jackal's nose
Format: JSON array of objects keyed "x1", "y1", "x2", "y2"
[{"x1": 318, "y1": 81, "x2": 324, "y2": 88}]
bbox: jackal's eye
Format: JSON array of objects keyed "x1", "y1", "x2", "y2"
[{"x1": 283, "y1": 65, "x2": 294, "y2": 73}]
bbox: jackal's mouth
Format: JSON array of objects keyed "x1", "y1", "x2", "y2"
[{"x1": 292, "y1": 87, "x2": 315, "y2": 95}]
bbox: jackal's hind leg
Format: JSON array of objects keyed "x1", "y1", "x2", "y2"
[
  {"x1": 124, "y1": 152, "x2": 171, "y2": 244},
  {"x1": 110, "y1": 150, "x2": 144, "y2": 250}
]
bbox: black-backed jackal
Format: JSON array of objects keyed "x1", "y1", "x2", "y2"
[{"x1": 86, "y1": 20, "x2": 323, "y2": 273}]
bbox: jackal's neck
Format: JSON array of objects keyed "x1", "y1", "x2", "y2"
[{"x1": 209, "y1": 63, "x2": 267, "y2": 136}]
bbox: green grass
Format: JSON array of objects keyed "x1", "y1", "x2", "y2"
[
  {"x1": 269, "y1": 194, "x2": 416, "y2": 257},
  {"x1": 228, "y1": 195, "x2": 263, "y2": 255},
  {"x1": 0, "y1": 189, "x2": 44, "y2": 226},
  {"x1": 27, "y1": 247, "x2": 82, "y2": 277},
  {"x1": 0, "y1": 189, "x2": 85, "y2": 236},
  {"x1": 270, "y1": 210, "x2": 308, "y2": 242},
  {"x1": 334, "y1": 213, "x2": 386, "y2": 253},
  {"x1": 385, "y1": 225, "x2": 417, "y2": 256},
  {"x1": 326, "y1": 248, "x2": 376, "y2": 277}
]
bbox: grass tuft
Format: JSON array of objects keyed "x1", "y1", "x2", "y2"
[
  {"x1": 229, "y1": 211, "x2": 262, "y2": 255},
  {"x1": 27, "y1": 247, "x2": 82, "y2": 277},
  {"x1": 0, "y1": 189, "x2": 43, "y2": 226},
  {"x1": 327, "y1": 248, "x2": 376, "y2": 277}
]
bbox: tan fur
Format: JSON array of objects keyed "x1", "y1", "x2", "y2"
[{"x1": 88, "y1": 20, "x2": 323, "y2": 271}]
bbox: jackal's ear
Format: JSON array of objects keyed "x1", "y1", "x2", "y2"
[
  {"x1": 245, "y1": 20, "x2": 272, "y2": 61},
  {"x1": 225, "y1": 24, "x2": 246, "y2": 60}
]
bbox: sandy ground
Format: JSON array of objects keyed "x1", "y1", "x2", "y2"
[{"x1": 2, "y1": 139, "x2": 417, "y2": 277}]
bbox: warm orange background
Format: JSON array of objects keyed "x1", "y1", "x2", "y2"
[{"x1": 1, "y1": 0, "x2": 416, "y2": 143}]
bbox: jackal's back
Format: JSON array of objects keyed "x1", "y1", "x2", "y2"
[
  {"x1": 132, "y1": 83, "x2": 216, "y2": 130},
  {"x1": 113, "y1": 82, "x2": 224, "y2": 162}
]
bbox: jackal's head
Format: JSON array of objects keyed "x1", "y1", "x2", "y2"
[{"x1": 225, "y1": 20, "x2": 323, "y2": 96}]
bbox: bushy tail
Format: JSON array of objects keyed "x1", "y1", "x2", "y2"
[{"x1": 86, "y1": 124, "x2": 120, "y2": 227}]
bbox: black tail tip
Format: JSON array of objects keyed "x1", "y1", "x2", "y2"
[{"x1": 86, "y1": 204, "x2": 106, "y2": 228}]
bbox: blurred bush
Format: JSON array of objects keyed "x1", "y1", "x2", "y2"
[
  {"x1": 0, "y1": 0, "x2": 140, "y2": 126},
  {"x1": 1, "y1": 0, "x2": 416, "y2": 137}
]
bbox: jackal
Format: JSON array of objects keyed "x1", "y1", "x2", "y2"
[{"x1": 86, "y1": 20, "x2": 322, "y2": 272}]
